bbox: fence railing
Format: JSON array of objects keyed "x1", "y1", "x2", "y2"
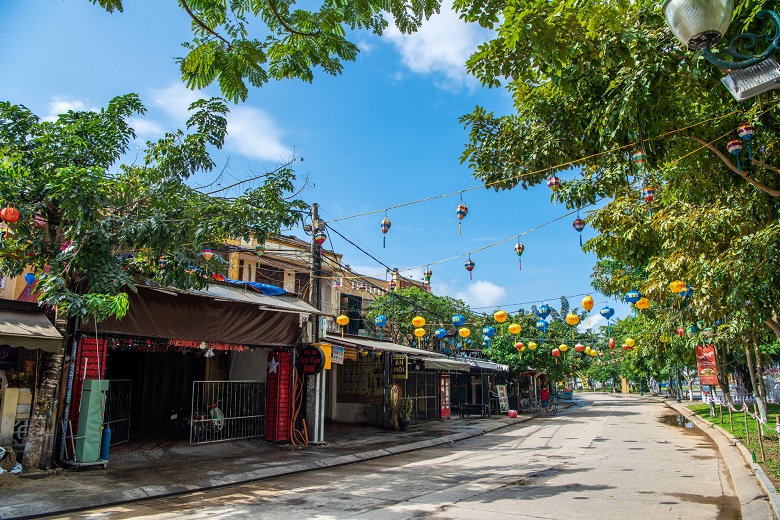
[
  {"x1": 190, "y1": 380, "x2": 265, "y2": 444},
  {"x1": 105, "y1": 379, "x2": 132, "y2": 446}
]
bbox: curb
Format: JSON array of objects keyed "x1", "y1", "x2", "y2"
[
  {"x1": 0, "y1": 413, "x2": 543, "y2": 519},
  {"x1": 666, "y1": 399, "x2": 780, "y2": 520}
]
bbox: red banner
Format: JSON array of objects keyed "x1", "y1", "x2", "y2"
[{"x1": 695, "y1": 344, "x2": 718, "y2": 386}]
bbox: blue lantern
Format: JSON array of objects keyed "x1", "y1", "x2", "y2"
[
  {"x1": 374, "y1": 314, "x2": 387, "y2": 341},
  {"x1": 452, "y1": 315, "x2": 465, "y2": 327},
  {"x1": 537, "y1": 304, "x2": 550, "y2": 320},
  {"x1": 682, "y1": 285, "x2": 694, "y2": 299},
  {"x1": 24, "y1": 273, "x2": 36, "y2": 285},
  {"x1": 625, "y1": 290, "x2": 641, "y2": 304},
  {"x1": 482, "y1": 326, "x2": 496, "y2": 337},
  {"x1": 536, "y1": 319, "x2": 548, "y2": 345},
  {"x1": 600, "y1": 306, "x2": 614, "y2": 334},
  {"x1": 434, "y1": 328, "x2": 447, "y2": 339}
]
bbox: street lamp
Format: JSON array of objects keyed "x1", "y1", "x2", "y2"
[{"x1": 663, "y1": 0, "x2": 780, "y2": 99}]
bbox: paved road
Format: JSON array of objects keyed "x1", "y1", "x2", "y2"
[{"x1": 43, "y1": 394, "x2": 741, "y2": 519}]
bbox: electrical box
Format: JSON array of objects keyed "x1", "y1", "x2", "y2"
[{"x1": 74, "y1": 379, "x2": 108, "y2": 462}]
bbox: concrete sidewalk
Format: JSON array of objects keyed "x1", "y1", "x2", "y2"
[{"x1": 0, "y1": 407, "x2": 561, "y2": 519}]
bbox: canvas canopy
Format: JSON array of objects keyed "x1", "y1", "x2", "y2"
[{"x1": 0, "y1": 308, "x2": 63, "y2": 352}]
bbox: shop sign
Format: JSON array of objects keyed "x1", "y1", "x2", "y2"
[
  {"x1": 392, "y1": 354, "x2": 408, "y2": 379},
  {"x1": 695, "y1": 344, "x2": 718, "y2": 385},
  {"x1": 297, "y1": 346, "x2": 325, "y2": 376},
  {"x1": 331, "y1": 345, "x2": 345, "y2": 365},
  {"x1": 496, "y1": 384, "x2": 509, "y2": 413},
  {"x1": 460, "y1": 350, "x2": 484, "y2": 359}
]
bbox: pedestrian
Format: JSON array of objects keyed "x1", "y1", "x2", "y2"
[{"x1": 540, "y1": 385, "x2": 549, "y2": 415}]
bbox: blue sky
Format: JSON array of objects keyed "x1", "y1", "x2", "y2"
[{"x1": 0, "y1": 0, "x2": 628, "y2": 324}]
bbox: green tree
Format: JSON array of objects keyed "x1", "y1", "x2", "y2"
[
  {"x1": 88, "y1": 0, "x2": 441, "y2": 102},
  {"x1": 0, "y1": 94, "x2": 307, "y2": 469}
]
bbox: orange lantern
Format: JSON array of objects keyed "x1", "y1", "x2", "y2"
[
  {"x1": 494, "y1": 310, "x2": 508, "y2": 323},
  {"x1": 508, "y1": 323, "x2": 521, "y2": 336},
  {"x1": 669, "y1": 280, "x2": 687, "y2": 294},
  {"x1": 412, "y1": 315, "x2": 426, "y2": 328},
  {"x1": 0, "y1": 205, "x2": 20, "y2": 224},
  {"x1": 636, "y1": 297, "x2": 650, "y2": 310}
]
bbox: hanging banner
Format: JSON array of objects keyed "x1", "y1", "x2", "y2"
[
  {"x1": 695, "y1": 344, "x2": 718, "y2": 386},
  {"x1": 392, "y1": 354, "x2": 408, "y2": 379}
]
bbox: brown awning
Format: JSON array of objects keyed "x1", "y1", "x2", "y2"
[
  {"x1": 0, "y1": 309, "x2": 63, "y2": 352},
  {"x1": 82, "y1": 285, "x2": 303, "y2": 347}
]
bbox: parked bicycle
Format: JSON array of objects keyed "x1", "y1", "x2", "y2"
[
  {"x1": 190, "y1": 400, "x2": 224, "y2": 442},
  {"x1": 520, "y1": 396, "x2": 541, "y2": 413},
  {"x1": 546, "y1": 396, "x2": 559, "y2": 416}
]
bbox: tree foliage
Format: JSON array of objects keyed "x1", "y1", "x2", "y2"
[
  {"x1": 88, "y1": 0, "x2": 442, "y2": 102},
  {"x1": 0, "y1": 94, "x2": 308, "y2": 320}
]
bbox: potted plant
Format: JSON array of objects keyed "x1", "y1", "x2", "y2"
[{"x1": 396, "y1": 397, "x2": 413, "y2": 431}]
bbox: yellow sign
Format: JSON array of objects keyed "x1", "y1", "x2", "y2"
[
  {"x1": 317, "y1": 343, "x2": 332, "y2": 370},
  {"x1": 392, "y1": 354, "x2": 408, "y2": 379}
]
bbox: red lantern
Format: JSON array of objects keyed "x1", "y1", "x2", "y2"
[
  {"x1": 0, "y1": 205, "x2": 20, "y2": 224},
  {"x1": 609, "y1": 338, "x2": 615, "y2": 349},
  {"x1": 515, "y1": 342, "x2": 524, "y2": 352},
  {"x1": 622, "y1": 344, "x2": 631, "y2": 351},
  {"x1": 676, "y1": 328, "x2": 684, "y2": 337},
  {"x1": 551, "y1": 348, "x2": 561, "y2": 364},
  {"x1": 574, "y1": 343, "x2": 585, "y2": 353}
]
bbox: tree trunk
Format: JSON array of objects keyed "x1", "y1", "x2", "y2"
[
  {"x1": 744, "y1": 341, "x2": 766, "y2": 433},
  {"x1": 22, "y1": 312, "x2": 67, "y2": 471},
  {"x1": 753, "y1": 334, "x2": 768, "y2": 426},
  {"x1": 716, "y1": 342, "x2": 734, "y2": 406}
]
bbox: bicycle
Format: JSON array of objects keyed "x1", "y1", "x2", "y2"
[
  {"x1": 520, "y1": 396, "x2": 541, "y2": 413},
  {"x1": 546, "y1": 396, "x2": 559, "y2": 416}
]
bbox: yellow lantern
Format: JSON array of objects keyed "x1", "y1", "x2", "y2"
[
  {"x1": 458, "y1": 327, "x2": 470, "y2": 338},
  {"x1": 585, "y1": 346, "x2": 592, "y2": 355},
  {"x1": 582, "y1": 295, "x2": 594, "y2": 312},
  {"x1": 508, "y1": 323, "x2": 521, "y2": 335},
  {"x1": 660, "y1": 334, "x2": 670, "y2": 344},
  {"x1": 559, "y1": 344, "x2": 569, "y2": 352},
  {"x1": 636, "y1": 297, "x2": 650, "y2": 310},
  {"x1": 336, "y1": 314, "x2": 349, "y2": 337},
  {"x1": 528, "y1": 341, "x2": 537, "y2": 359},
  {"x1": 412, "y1": 315, "x2": 426, "y2": 328},
  {"x1": 625, "y1": 337, "x2": 635, "y2": 348},
  {"x1": 590, "y1": 349, "x2": 598, "y2": 357},
  {"x1": 565, "y1": 313, "x2": 580, "y2": 326},
  {"x1": 670, "y1": 280, "x2": 687, "y2": 293},
  {"x1": 414, "y1": 327, "x2": 426, "y2": 348},
  {"x1": 494, "y1": 310, "x2": 508, "y2": 323}
]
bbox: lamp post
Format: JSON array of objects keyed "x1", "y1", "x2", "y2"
[{"x1": 663, "y1": 0, "x2": 780, "y2": 99}]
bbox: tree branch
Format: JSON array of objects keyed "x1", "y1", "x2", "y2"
[
  {"x1": 267, "y1": 0, "x2": 319, "y2": 37},
  {"x1": 688, "y1": 135, "x2": 780, "y2": 197},
  {"x1": 180, "y1": 0, "x2": 232, "y2": 50}
]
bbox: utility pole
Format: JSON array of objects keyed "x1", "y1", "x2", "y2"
[{"x1": 306, "y1": 203, "x2": 325, "y2": 444}]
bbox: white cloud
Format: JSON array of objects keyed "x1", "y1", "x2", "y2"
[
  {"x1": 43, "y1": 97, "x2": 94, "y2": 122},
  {"x1": 454, "y1": 280, "x2": 507, "y2": 309},
  {"x1": 578, "y1": 313, "x2": 606, "y2": 333},
  {"x1": 383, "y1": 1, "x2": 493, "y2": 91},
  {"x1": 149, "y1": 83, "x2": 291, "y2": 161},
  {"x1": 224, "y1": 106, "x2": 292, "y2": 161},
  {"x1": 128, "y1": 117, "x2": 164, "y2": 140}
]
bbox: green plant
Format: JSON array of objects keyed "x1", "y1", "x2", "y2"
[
  {"x1": 6, "y1": 372, "x2": 32, "y2": 388},
  {"x1": 396, "y1": 398, "x2": 413, "y2": 419}
]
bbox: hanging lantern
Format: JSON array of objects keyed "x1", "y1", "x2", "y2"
[
  {"x1": 202, "y1": 248, "x2": 214, "y2": 261},
  {"x1": 559, "y1": 343, "x2": 569, "y2": 360},
  {"x1": 434, "y1": 327, "x2": 447, "y2": 339},
  {"x1": 573, "y1": 216, "x2": 586, "y2": 247},
  {"x1": 414, "y1": 327, "x2": 426, "y2": 347},
  {"x1": 515, "y1": 342, "x2": 525, "y2": 352},
  {"x1": 452, "y1": 314, "x2": 465, "y2": 327},
  {"x1": 669, "y1": 280, "x2": 687, "y2": 294},
  {"x1": 631, "y1": 148, "x2": 647, "y2": 165},
  {"x1": 494, "y1": 310, "x2": 508, "y2": 323},
  {"x1": 625, "y1": 338, "x2": 635, "y2": 348},
  {"x1": 380, "y1": 217, "x2": 391, "y2": 248},
  {"x1": 314, "y1": 230, "x2": 327, "y2": 246},
  {"x1": 565, "y1": 312, "x2": 580, "y2": 340},
  {"x1": 0, "y1": 205, "x2": 20, "y2": 224},
  {"x1": 537, "y1": 304, "x2": 550, "y2": 320},
  {"x1": 622, "y1": 343, "x2": 631, "y2": 351},
  {"x1": 535, "y1": 319, "x2": 548, "y2": 333},
  {"x1": 727, "y1": 138, "x2": 743, "y2": 171},
  {"x1": 641, "y1": 186, "x2": 655, "y2": 216},
  {"x1": 465, "y1": 257, "x2": 475, "y2": 280},
  {"x1": 625, "y1": 289, "x2": 641, "y2": 317},
  {"x1": 412, "y1": 315, "x2": 426, "y2": 328},
  {"x1": 682, "y1": 285, "x2": 694, "y2": 299},
  {"x1": 609, "y1": 338, "x2": 615, "y2": 350},
  {"x1": 676, "y1": 327, "x2": 685, "y2": 337},
  {"x1": 458, "y1": 327, "x2": 471, "y2": 348},
  {"x1": 508, "y1": 323, "x2": 521, "y2": 336},
  {"x1": 737, "y1": 121, "x2": 755, "y2": 158},
  {"x1": 375, "y1": 314, "x2": 387, "y2": 341},
  {"x1": 336, "y1": 314, "x2": 349, "y2": 337},
  {"x1": 660, "y1": 333, "x2": 670, "y2": 344},
  {"x1": 456, "y1": 203, "x2": 468, "y2": 235},
  {"x1": 687, "y1": 324, "x2": 698, "y2": 338},
  {"x1": 600, "y1": 306, "x2": 614, "y2": 334},
  {"x1": 255, "y1": 242, "x2": 266, "y2": 256},
  {"x1": 528, "y1": 341, "x2": 537, "y2": 359},
  {"x1": 585, "y1": 346, "x2": 592, "y2": 355},
  {"x1": 514, "y1": 242, "x2": 525, "y2": 270},
  {"x1": 546, "y1": 175, "x2": 561, "y2": 191},
  {"x1": 551, "y1": 348, "x2": 561, "y2": 363},
  {"x1": 24, "y1": 272, "x2": 36, "y2": 285},
  {"x1": 582, "y1": 295, "x2": 594, "y2": 326},
  {"x1": 424, "y1": 268, "x2": 432, "y2": 284},
  {"x1": 483, "y1": 326, "x2": 496, "y2": 338},
  {"x1": 333, "y1": 278, "x2": 342, "y2": 288},
  {"x1": 575, "y1": 343, "x2": 585, "y2": 353},
  {"x1": 636, "y1": 297, "x2": 650, "y2": 311},
  {"x1": 357, "y1": 282, "x2": 367, "y2": 291}
]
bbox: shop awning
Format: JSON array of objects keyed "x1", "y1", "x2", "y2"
[
  {"x1": 149, "y1": 282, "x2": 320, "y2": 315},
  {"x1": 466, "y1": 358, "x2": 510, "y2": 372},
  {"x1": 327, "y1": 336, "x2": 470, "y2": 371},
  {"x1": 0, "y1": 309, "x2": 63, "y2": 352},
  {"x1": 423, "y1": 358, "x2": 470, "y2": 371}
]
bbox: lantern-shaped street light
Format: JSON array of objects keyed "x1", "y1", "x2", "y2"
[{"x1": 662, "y1": 0, "x2": 780, "y2": 100}]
